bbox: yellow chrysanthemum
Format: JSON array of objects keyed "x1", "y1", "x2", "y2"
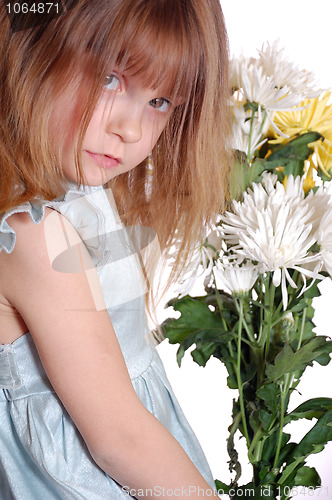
[
  {"x1": 283, "y1": 160, "x2": 317, "y2": 193},
  {"x1": 303, "y1": 159, "x2": 317, "y2": 193},
  {"x1": 271, "y1": 91, "x2": 332, "y2": 139},
  {"x1": 310, "y1": 136, "x2": 332, "y2": 177},
  {"x1": 269, "y1": 91, "x2": 332, "y2": 176}
]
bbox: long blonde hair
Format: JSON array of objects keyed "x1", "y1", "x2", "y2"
[{"x1": 0, "y1": 0, "x2": 231, "y2": 284}]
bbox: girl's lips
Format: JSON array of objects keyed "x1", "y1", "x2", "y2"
[{"x1": 86, "y1": 151, "x2": 121, "y2": 169}]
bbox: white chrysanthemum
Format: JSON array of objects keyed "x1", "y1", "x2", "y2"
[
  {"x1": 220, "y1": 174, "x2": 322, "y2": 309},
  {"x1": 214, "y1": 262, "x2": 259, "y2": 297},
  {"x1": 231, "y1": 56, "x2": 305, "y2": 111},
  {"x1": 173, "y1": 230, "x2": 222, "y2": 297},
  {"x1": 306, "y1": 181, "x2": 332, "y2": 235},
  {"x1": 206, "y1": 227, "x2": 224, "y2": 255},
  {"x1": 313, "y1": 193, "x2": 332, "y2": 276},
  {"x1": 230, "y1": 55, "x2": 308, "y2": 137},
  {"x1": 258, "y1": 40, "x2": 321, "y2": 99},
  {"x1": 230, "y1": 96, "x2": 268, "y2": 157}
]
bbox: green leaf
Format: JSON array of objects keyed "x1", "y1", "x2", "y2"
[
  {"x1": 278, "y1": 441, "x2": 297, "y2": 468},
  {"x1": 258, "y1": 410, "x2": 274, "y2": 431},
  {"x1": 286, "y1": 398, "x2": 332, "y2": 423},
  {"x1": 242, "y1": 361, "x2": 257, "y2": 384},
  {"x1": 246, "y1": 132, "x2": 323, "y2": 185},
  {"x1": 278, "y1": 460, "x2": 305, "y2": 489},
  {"x1": 265, "y1": 337, "x2": 332, "y2": 381},
  {"x1": 303, "y1": 280, "x2": 322, "y2": 300},
  {"x1": 215, "y1": 480, "x2": 230, "y2": 495},
  {"x1": 283, "y1": 159, "x2": 307, "y2": 178},
  {"x1": 249, "y1": 409, "x2": 261, "y2": 433},
  {"x1": 257, "y1": 383, "x2": 280, "y2": 414},
  {"x1": 289, "y1": 320, "x2": 316, "y2": 350},
  {"x1": 162, "y1": 295, "x2": 233, "y2": 366},
  {"x1": 315, "y1": 352, "x2": 332, "y2": 366},
  {"x1": 173, "y1": 330, "x2": 219, "y2": 366},
  {"x1": 162, "y1": 295, "x2": 226, "y2": 345},
  {"x1": 294, "y1": 466, "x2": 321, "y2": 488},
  {"x1": 292, "y1": 411, "x2": 332, "y2": 459},
  {"x1": 279, "y1": 412, "x2": 332, "y2": 487},
  {"x1": 257, "y1": 464, "x2": 271, "y2": 483},
  {"x1": 191, "y1": 342, "x2": 217, "y2": 367},
  {"x1": 266, "y1": 132, "x2": 322, "y2": 165},
  {"x1": 278, "y1": 459, "x2": 304, "y2": 489},
  {"x1": 176, "y1": 345, "x2": 186, "y2": 366},
  {"x1": 229, "y1": 154, "x2": 266, "y2": 200},
  {"x1": 287, "y1": 298, "x2": 308, "y2": 314},
  {"x1": 227, "y1": 409, "x2": 242, "y2": 482},
  {"x1": 317, "y1": 168, "x2": 331, "y2": 182},
  {"x1": 227, "y1": 373, "x2": 238, "y2": 389},
  {"x1": 261, "y1": 431, "x2": 291, "y2": 463}
]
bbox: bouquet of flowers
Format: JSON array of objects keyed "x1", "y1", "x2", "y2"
[{"x1": 162, "y1": 41, "x2": 332, "y2": 499}]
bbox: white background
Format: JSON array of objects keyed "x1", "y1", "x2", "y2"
[{"x1": 156, "y1": 1, "x2": 332, "y2": 498}]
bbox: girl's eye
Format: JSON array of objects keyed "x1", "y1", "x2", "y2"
[
  {"x1": 104, "y1": 74, "x2": 122, "y2": 91},
  {"x1": 149, "y1": 98, "x2": 170, "y2": 112}
]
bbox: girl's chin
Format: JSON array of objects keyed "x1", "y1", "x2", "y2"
[{"x1": 63, "y1": 171, "x2": 112, "y2": 187}]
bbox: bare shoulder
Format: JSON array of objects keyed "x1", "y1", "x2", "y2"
[
  {"x1": 1, "y1": 207, "x2": 87, "y2": 276},
  {"x1": 0, "y1": 207, "x2": 58, "y2": 261},
  {"x1": 0, "y1": 210, "x2": 45, "y2": 297},
  {"x1": 0, "y1": 207, "x2": 97, "y2": 314}
]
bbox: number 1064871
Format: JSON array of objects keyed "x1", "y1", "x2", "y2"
[{"x1": 6, "y1": 3, "x2": 60, "y2": 14}]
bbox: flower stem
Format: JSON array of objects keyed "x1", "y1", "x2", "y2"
[
  {"x1": 248, "y1": 426, "x2": 265, "y2": 463},
  {"x1": 247, "y1": 110, "x2": 256, "y2": 163},
  {"x1": 213, "y1": 273, "x2": 229, "y2": 333},
  {"x1": 273, "y1": 374, "x2": 289, "y2": 469},
  {"x1": 257, "y1": 273, "x2": 269, "y2": 345},
  {"x1": 235, "y1": 298, "x2": 251, "y2": 448},
  {"x1": 257, "y1": 110, "x2": 268, "y2": 138},
  {"x1": 234, "y1": 297, "x2": 256, "y2": 343},
  {"x1": 213, "y1": 276, "x2": 236, "y2": 364},
  {"x1": 271, "y1": 303, "x2": 307, "y2": 472},
  {"x1": 297, "y1": 307, "x2": 307, "y2": 351},
  {"x1": 264, "y1": 276, "x2": 275, "y2": 361},
  {"x1": 271, "y1": 300, "x2": 284, "y2": 326}
]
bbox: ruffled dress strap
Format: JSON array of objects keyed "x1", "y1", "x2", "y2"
[
  {"x1": 0, "y1": 201, "x2": 46, "y2": 254},
  {"x1": 0, "y1": 183, "x2": 105, "y2": 255}
]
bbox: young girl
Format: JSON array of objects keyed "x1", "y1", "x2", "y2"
[{"x1": 0, "y1": 0, "x2": 230, "y2": 498}]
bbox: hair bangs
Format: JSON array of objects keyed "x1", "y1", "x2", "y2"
[{"x1": 113, "y1": 1, "x2": 204, "y2": 101}]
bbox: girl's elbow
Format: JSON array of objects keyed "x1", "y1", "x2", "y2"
[
  {"x1": 84, "y1": 402, "x2": 155, "y2": 474},
  {"x1": 86, "y1": 424, "x2": 143, "y2": 475}
]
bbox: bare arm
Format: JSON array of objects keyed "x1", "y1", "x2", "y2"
[{"x1": 0, "y1": 210, "x2": 215, "y2": 499}]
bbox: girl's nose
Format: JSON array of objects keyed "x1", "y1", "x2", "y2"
[{"x1": 107, "y1": 107, "x2": 143, "y2": 144}]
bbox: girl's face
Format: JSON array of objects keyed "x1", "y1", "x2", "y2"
[{"x1": 51, "y1": 71, "x2": 173, "y2": 186}]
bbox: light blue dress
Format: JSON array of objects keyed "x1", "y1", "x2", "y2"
[{"x1": 0, "y1": 184, "x2": 214, "y2": 499}]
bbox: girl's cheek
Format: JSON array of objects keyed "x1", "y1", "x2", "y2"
[{"x1": 147, "y1": 107, "x2": 170, "y2": 132}]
